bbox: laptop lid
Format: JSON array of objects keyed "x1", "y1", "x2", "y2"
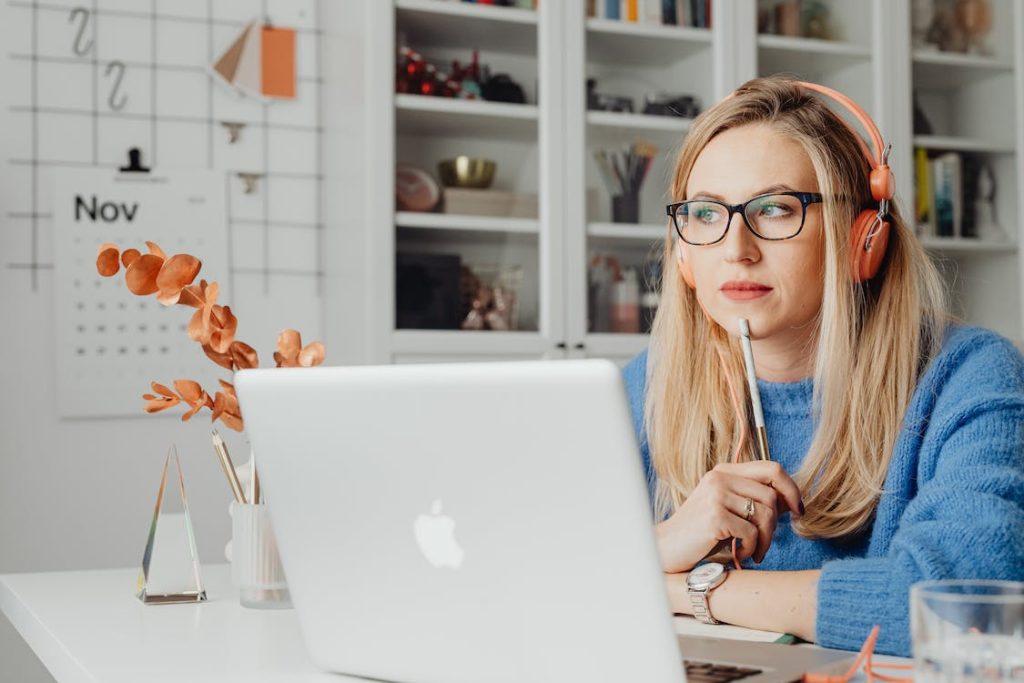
[{"x1": 236, "y1": 359, "x2": 684, "y2": 683}]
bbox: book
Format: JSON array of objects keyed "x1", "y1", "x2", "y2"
[
  {"x1": 914, "y1": 147, "x2": 933, "y2": 236},
  {"x1": 675, "y1": 0, "x2": 689, "y2": 26},
  {"x1": 931, "y1": 152, "x2": 962, "y2": 238},
  {"x1": 606, "y1": 0, "x2": 620, "y2": 20},
  {"x1": 662, "y1": 0, "x2": 677, "y2": 24},
  {"x1": 642, "y1": 0, "x2": 663, "y2": 24}
]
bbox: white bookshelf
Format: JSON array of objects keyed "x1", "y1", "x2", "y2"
[{"x1": 323, "y1": 0, "x2": 1024, "y2": 364}]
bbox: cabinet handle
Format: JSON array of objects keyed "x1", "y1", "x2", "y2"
[
  {"x1": 573, "y1": 343, "x2": 585, "y2": 350},
  {"x1": 555, "y1": 342, "x2": 567, "y2": 349}
]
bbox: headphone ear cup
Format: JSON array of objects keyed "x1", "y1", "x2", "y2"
[{"x1": 850, "y1": 210, "x2": 890, "y2": 283}]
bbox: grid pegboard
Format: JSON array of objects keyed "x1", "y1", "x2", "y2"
[{"x1": 1, "y1": 0, "x2": 324, "y2": 302}]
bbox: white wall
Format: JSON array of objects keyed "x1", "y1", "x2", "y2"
[{"x1": 0, "y1": 0, "x2": 326, "y2": 679}]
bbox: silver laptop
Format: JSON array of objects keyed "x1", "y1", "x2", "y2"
[{"x1": 236, "y1": 359, "x2": 855, "y2": 683}]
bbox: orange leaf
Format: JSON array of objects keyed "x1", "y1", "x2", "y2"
[
  {"x1": 96, "y1": 243, "x2": 120, "y2": 277},
  {"x1": 146, "y1": 241, "x2": 167, "y2": 260},
  {"x1": 173, "y1": 379, "x2": 204, "y2": 403},
  {"x1": 230, "y1": 341, "x2": 259, "y2": 369},
  {"x1": 121, "y1": 248, "x2": 141, "y2": 268},
  {"x1": 177, "y1": 284, "x2": 203, "y2": 308},
  {"x1": 277, "y1": 329, "x2": 301, "y2": 362},
  {"x1": 298, "y1": 341, "x2": 325, "y2": 367},
  {"x1": 209, "y1": 305, "x2": 238, "y2": 354},
  {"x1": 125, "y1": 253, "x2": 164, "y2": 295},
  {"x1": 156, "y1": 254, "x2": 201, "y2": 306},
  {"x1": 217, "y1": 411, "x2": 244, "y2": 432},
  {"x1": 202, "y1": 344, "x2": 235, "y2": 370},
  {"x1": 150, "y1": 382, "x2": 176, "y2": 398},
  {"x1": 144, "y1": 396, "x2": 180, "y2": 413}
]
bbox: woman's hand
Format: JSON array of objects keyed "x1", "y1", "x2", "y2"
[{"x1": 655, "y1": 461, "x2": 804, "y2": 573}]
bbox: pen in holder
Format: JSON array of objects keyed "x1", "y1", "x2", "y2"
[
  {"x1": 231, "y1": 500, "x2": 292, "y2": 609},
  {"x1": 592, "y1": 141, "x2": 657, "y2": 224}
]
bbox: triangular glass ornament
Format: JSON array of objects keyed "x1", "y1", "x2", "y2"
[{"x1": 135, "y1": 446, "x2": 208, "y2": 604}]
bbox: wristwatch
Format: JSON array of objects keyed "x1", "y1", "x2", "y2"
[{"x1": 687, "y1": 562, "x2": 729, "y2": 625}]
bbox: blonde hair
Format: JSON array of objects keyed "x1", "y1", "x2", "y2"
[{"x1": 646, "y1": 76, "x2": 949, "y2": 538}]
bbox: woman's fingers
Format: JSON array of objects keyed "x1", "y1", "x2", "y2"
[
  {"x1": 712, "y1": 461, "x2": 803, "y2": 518},
  {"x1": 723, "y1": 489, "x2": 776, "y2": 564},
  {"x1": 710, "y1": 506, "x2": 758, "y2": 562}
]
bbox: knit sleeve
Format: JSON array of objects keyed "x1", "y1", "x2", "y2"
[
  {"x1": 815, "y1": 331, "x2": 1024, "y2": 656},
  {"x1": 621, "y1": 350, "x2": 655, "y2": 501}
]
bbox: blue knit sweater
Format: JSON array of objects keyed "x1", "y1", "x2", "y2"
[{"x1": 621, "y1": 325, "x2": 1024, "y2": 656}]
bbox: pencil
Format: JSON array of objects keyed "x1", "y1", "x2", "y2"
[
  {"x1": 738, "y1": 318, "x2": 772, "y2": 462},
  {"x1": 212, "y1": 429, "x2": 247, "y2": 504}
]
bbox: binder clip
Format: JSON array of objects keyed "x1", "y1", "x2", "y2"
[{"x1": 119, "y1": 148, "x2": 150, "y2": 174}]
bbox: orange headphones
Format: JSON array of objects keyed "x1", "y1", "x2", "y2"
[{"x1": 678, "y1": 81, "x2": 894, "y2": 288}]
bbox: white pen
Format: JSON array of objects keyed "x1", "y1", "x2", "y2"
[{"x1": 739, "y1": 318, "x2": 771, "y2": 462}]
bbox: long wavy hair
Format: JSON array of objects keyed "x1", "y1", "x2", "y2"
[{"x1": 646, "y1": 76, "x2": 949, "y2": 538}]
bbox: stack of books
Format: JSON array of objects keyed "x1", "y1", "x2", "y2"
[
  {"x1": 588, "y1": 0, "x2": 712, "y2": 28},
  {"x1": 914, "y1": 148, "x2": 981, "y2": 239}
]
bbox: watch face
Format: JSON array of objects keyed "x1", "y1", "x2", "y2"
[{"x1": 688, "y1": 562, "x2": 725, "y2": 589}]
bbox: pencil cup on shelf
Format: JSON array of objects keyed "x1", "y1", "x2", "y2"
[
  {"x1": 611, "y1": 192, "x2": 639, "y2": 224},
  {"x1": 230, "y1": 502, "x2": 292, "y2": 609}
]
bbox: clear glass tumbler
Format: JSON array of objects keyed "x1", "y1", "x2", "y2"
[
  {"x1": 230, "y1": 502, "x2": 292, "y2": 609},
  {"x1": 911, "y1": 579, "x2": 1024, "y2": 683}
]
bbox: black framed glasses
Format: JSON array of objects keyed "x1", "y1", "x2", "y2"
[{"x1": 666, "y1": 191, "x2": 823, "y2": 245}]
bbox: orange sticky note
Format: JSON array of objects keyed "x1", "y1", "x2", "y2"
[{"x1": 261, "y1": 26, "x2": 296, "y2": 99}]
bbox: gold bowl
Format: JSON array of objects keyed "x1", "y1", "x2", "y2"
[{"x1": 437, "y1": 157, "x2": 497, "y2": 189}]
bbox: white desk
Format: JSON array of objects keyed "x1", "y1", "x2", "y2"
[{"x1": 0, "y1": 565, "x2": 897, "y2": 683}]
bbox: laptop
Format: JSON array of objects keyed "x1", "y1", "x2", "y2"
[{"x1": 236, "y1": 359, "x2": 856, "y2": 683}]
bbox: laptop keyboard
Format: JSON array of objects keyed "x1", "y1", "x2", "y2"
[{"x1": 683, "y1": 660, "x2": 763, "y2": 683}]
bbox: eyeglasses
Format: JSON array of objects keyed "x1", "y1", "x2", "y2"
[{"x1": 666, "y1": 192, "x2": 823, "y2": 245}]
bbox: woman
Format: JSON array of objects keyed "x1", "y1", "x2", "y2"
[{"x1": 623, "y1": 76, "x2": 1024, "y2": 656}]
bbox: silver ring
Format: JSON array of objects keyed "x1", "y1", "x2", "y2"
[{"x1": 743, "y1": 498, "x2": 755, "y2": 521}]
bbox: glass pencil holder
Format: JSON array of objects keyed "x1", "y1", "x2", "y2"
[{"x1": 230, "y1": 502, "x2": 292, "y2": 609}]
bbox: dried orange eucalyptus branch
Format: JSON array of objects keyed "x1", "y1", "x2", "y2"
[{"x1": 96, "y1": 241, "x2": 325, "y2": 431}]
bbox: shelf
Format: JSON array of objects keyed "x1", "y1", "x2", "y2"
[
  {"x1": 913, "y1": 135, "x2": 1016, "y2": 155},
  {"x1": 586, "y1": 110, "x2": 692, "y2": 135},
  {"x1": 912, "y1": 49, "x2": 1013, "y2": 89},
  {"x1": 919, "y1": 236, "x2": 1018, "y2": 254},
  {"x1": 586, "y1": 18, "x2": 711, "y2": 65},
  {"x1": 395, "y1": 94, "x2": 538, "y2": 141},
  {"x1": 584, "y1": 332, "x2": 649, "y2": 358},
  {"x1": 757, "y1": 34, "x2": 872, "y2": 75},
  {"x1": 588, "y1": 222, "x2": 666, "y2": 242},
  {"x1": 396, "y1": 211, "x2": 539, "y2": 234},
  {"x1": 391, "y1": 329, "x2": 548, "y2": 355},
  {"x1": 396, "y1": 0, "x2": 537, "y2": 55}
]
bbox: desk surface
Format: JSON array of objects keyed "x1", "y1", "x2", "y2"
[{"x1": 0, "y1": 565, "x2": 894, "y2": 683}]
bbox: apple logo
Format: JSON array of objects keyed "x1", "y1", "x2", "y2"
[{"x1": 414, "y1": 499, "x2": 464, "y2": 569}]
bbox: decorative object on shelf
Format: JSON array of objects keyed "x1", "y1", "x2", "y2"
[
  {"x1": 592, "y1": 140, "x2": 658, "y2": 224},
  {"x1": 460, "y1": 263, "x2": 523, "y2": 331},
  {"x1": 801, "y1": 0, "x2": 831, "y2": 40},
  {"x1": 94, "y1": 240, "x2": 325, "y2": 432},
  {"x1": 954, "y1": 0, "x2": 992, "y2": 55},
  {"x1": 135, "y1": 446, "x2": 207, "y2": 605},
  {"x1": 396, "y1": 165, "x2": 442, "y2": 212},
  {"x1": 611, "y1": 267, "x2": 640, "y2": 333},
  {"x1": 774, "y1": 0, "x2": 801, "y2": 37},
  {"x1": 396, "y1": 46, "x2": 529, "y2": 104},
  {"x1": 442, "y1": 187, "x2": 538, "y2": 218},
  {"x1": 437, "y1": 156, "x2": 497, "y2": 189},
  {"x1": 925, "y1": 1, "x2": 967, "y2": 53},
  {"x1": 912, "y1": 0, "x2": 937, "y2": 49},
  {"x1": 586, "y1": 79, "x2": 634, "y2": 113},
  {"x1": 211, "y1": 19, "x2": 296, "y2": 101},
  {"x1": 640, "y1": 258, "x2": 662, "y2": 334},
  {"x1": 588, "y1": 253, "x2": 620, "y2": 333},
  {"x1": 642, "y1": 92, "x2": 700, "y2": 118},
  {"x1": 396, "y1": 252, "x2": 462, "y2": 330},
  {"x1": 974, "y1": 163, "x2": 1006, "y2": 242}
]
